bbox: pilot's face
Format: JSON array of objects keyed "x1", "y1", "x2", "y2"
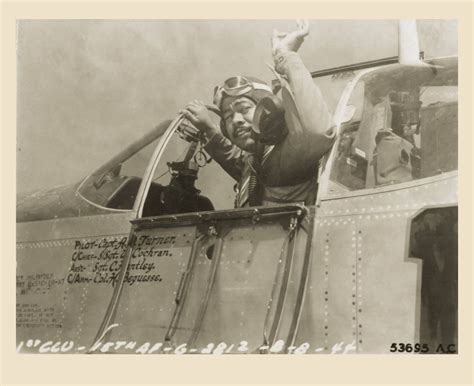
[{"x1": 222, "y1": 97, "x2": 257, "y2": 152}]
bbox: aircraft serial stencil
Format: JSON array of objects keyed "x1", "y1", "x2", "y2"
[{"x1": 16, "y1": 20, "x2": 458, "y2": 354}]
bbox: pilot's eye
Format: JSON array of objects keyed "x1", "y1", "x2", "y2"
[{"x1": 230, "y1": 101, "x2": 254, "y2": 115}]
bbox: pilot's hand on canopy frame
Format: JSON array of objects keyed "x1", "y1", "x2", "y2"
[
  {"x1": 180, "y1": 100, "x2": 220, "y2": 139},
  {"x1": 272, "y1": 20, "x2": 310, "y2": 56}
]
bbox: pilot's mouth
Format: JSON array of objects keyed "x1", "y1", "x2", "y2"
[{"x1": 234, "y1": 126, "x2": 252, "y2": 139}]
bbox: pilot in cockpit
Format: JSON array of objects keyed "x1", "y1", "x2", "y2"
[{"x1": 180, "y1": 20, "x2": 336, "y2": 208}]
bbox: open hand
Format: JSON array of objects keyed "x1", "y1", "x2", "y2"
[{"x1": 272, "y1": 20, "x2": 310, "y2": 56}]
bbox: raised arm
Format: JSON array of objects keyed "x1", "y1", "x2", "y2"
[
  {"x1": 264, "y1": 21, "x2": 335, "y2": 185},
  {"x1": 274, "y1": 22, "x2": 334, "y2": 144},
  {"x1": 274, "y1": 51, "x2": 334, "y2": 142}
]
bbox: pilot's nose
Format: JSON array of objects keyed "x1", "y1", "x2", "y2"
[{"x1": 232, "y1": 112, "x2": 245, "y2": 127}]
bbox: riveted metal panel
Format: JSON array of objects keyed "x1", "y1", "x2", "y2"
[
  {"x1": 293, "y1": 174, "x2": 456, "y2": 354},
  {"x1": 167, "y1": 235, "x2": 220, "y2": 346},
  {"x1": 295, "y1": 217, "x2": 357, "y2": 353},
  {"x1": 319, "y1": 172, "x2": 457, "y2": 217},
  {"x1": 105, "y1": 226, "x2": 196, "y2": 351},
  {"x1": 17, "y1": 212, "x2": 135, "y2": 242},
  {"x1": 16, "y1": 171, "x2": 456, "y2": 354},
  {"x1": 16, "y1": 212, "x2": 134, "y2": 353},
  {"x1": 272, "y1": 228, "x2": 309, "y2": 349},
  {"x1": 356, "y1": 211, "x2": 420, "y2": 353},
  {"x1": 100, "y1": 217, "x2": 300, "y2": 354},
  {"x1": 192, "y1": 223, "x2": 292, "y2": 353}
]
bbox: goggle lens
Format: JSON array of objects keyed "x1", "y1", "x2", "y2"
[
  {"x1": 214, "y1": 76, "x2": 254, "y2": 107},
  {"x1": 224, "y1": 76, "x2": 250, "y2": 90},
  {"x1": 213, "y1": 76, "x2": 272, "y2": 108}
]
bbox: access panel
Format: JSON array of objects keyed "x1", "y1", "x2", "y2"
[{"x1": 95, "y1": 206, "x2": 309, "y2": 354}]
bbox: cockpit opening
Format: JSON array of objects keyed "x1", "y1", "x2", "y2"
[{"x1": 329, "y1": 59, "x2": 458, "y2": 192}]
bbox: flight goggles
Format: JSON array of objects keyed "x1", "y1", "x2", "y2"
[{"x1": 213, "y1": 76, "x2": 272, "y2": 109}]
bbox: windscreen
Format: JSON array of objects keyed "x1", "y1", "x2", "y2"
[{"x1": 77, "y1": 123, "x2": 168, "y2": 211}]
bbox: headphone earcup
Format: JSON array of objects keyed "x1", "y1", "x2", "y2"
[{"x1": 253, "y1": 95, "x2": 287, "y2": 145}]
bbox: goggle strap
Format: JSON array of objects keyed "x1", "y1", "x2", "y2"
[{"x1": 252, "y1": 83, "x2": 273, "y2": 94}]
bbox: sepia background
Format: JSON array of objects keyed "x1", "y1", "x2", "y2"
[
  {"x1": 4, "y1": 2, "x2": 471, "y2": 384},
  {"x1": 17, "y1": 19, "x2": 458, "y2": 194}
]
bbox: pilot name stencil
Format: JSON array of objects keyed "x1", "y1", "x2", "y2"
[
  {"x1": 66, "y1": 235, "x2": 175, "y2": 286},
  {"x1": 135, "y1": 235, "x2": 176, "y2": 247}
]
